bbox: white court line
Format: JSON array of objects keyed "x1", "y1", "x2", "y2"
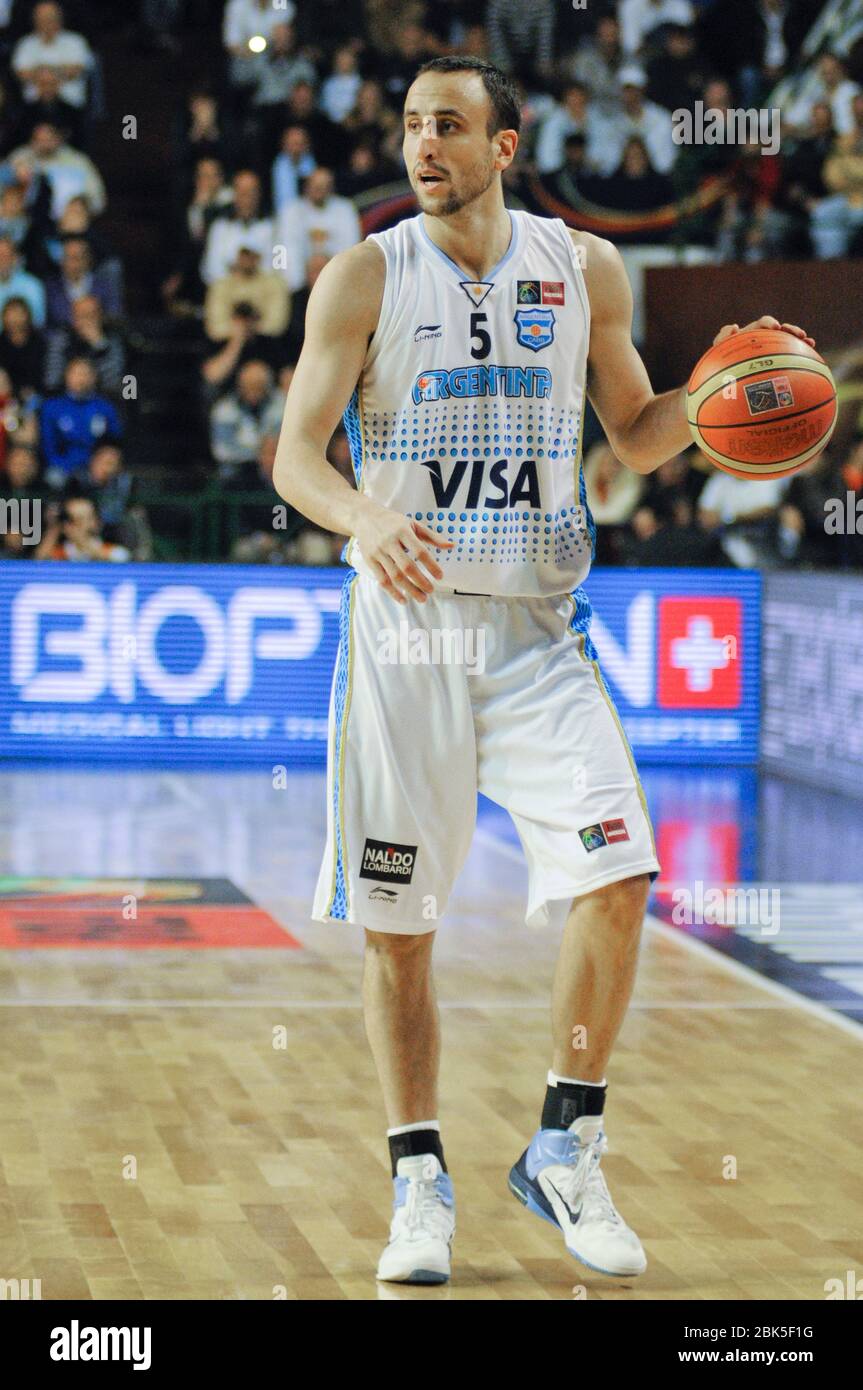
[{"x1": 474, "y1": 824, "x2": 863, "y2": 1045}]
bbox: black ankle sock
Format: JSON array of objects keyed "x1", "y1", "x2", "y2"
[
  {"x1": 388, "y1": 1128, "x2": 447, "y2": 1178},
  {"x1": 541, "y1": 1079, "x2": 606, "y2": 1130}
]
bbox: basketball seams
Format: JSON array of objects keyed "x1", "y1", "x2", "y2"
[{"x1": 687, "y1": 357, "x2": 834, "y2": 415}]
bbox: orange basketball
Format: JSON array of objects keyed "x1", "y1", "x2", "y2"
[{"x1": 686, "y1": 328, "x2": 837, "y2": 479}]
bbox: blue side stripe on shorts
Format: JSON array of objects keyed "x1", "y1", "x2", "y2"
[
  {"x1": 569, "y1": 583, "x2": 598, "y2": 663},
  {"x1": 330, "y1": 571, "x2": 358, "y2": 920}
]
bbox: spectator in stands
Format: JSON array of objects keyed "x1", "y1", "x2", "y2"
[
  {"x1": 535, "y1": 83, "x2": 607, "y2": 176},
  {"x1": 810, "y1": 92, "x2": 863, "y2": 257},
  {"x1": 45, "y1": 237, "x2": 122, "y2": 327},
  {"x1": 622, "y1": 491, "x2": 727, "y2": 566},
  {"x1": 10, "y1": 121, "x2": 105, "y2": 219},
  {"x1": 486, "y1": 0, "x2": 554, "y2": 86},
  {"x1": 786, "y1": 52, "x2": 862, "y2": 138},
  {"x1": 716, "y1": 133, "x2": 793, "y2": 262},
  {"x1": 545, "y1": 132, "x2": 596, "y2": 203},
  {"x1": 336, "y1": 136, "x2": 400, "y2": 198},
  {"x1": 0, "y1": 183, "x2": 31, "y2": 252},
  {"x1": 376, "y1": 22, "x2": 435, "y2": 112},
  {"x1": 209, "y1": 358, "x2": 284, "y2": 483},
  {"x1": 583, "y1": 440, "x2": 645, "y2": 563},
  {"x1": 594, "y1": 65, "x2": 676, "y2": 176},
  {"x1": 162, "y1": 157, "x2": 234, "y2": 314},
  {"x1": 697, "y1": 464, "x2": 791, "y2": 566},
  {"x1": 16, "y1": 64, "x2": 83, "y2": 147},
  {"x1": 3, "y1": 440, "x2": 49, "y2": 505},
  {"x1": 344, "y1": 78, "x2": 398, "y2": 150},
  {"x1": 322, "y1": 45, "x2": 363, "y2": 124},
  {"x1": 701, "y1": 0, "x2": 813, "y2": 109},
  {"x1": 0, "y1": 441, "x2": 53, "y2": 558},
  {"x1": 173, "y1": 89, "x2": 239, "y2": 190},
  {"x1": 204, "y1": 245, "x2": 290, "y2": 341},
  {"x1": 783, "y1": 100, "x2": 835, "y2": 244},
  {"x1": 201, "y1": 169, "x2": 274, "y2": 286},
  {"x1": 0, "y1": 234, "x2": 44, "y2": 325},
  {"x1": 642, "y1": 448, "x2": 705, "y2": 511},
  {"x1": 201, "y1": 302, "x2": 287, "y2": 398},
  {"x1": 0, "y1": 75, "x2": 24, "y2": 156},
  {"x1": 227, "y1": 432, "x2": 304, "y2": 563},
  {"x1": 283, "y1": 251, "x2": 329, "y2": 362},
  {"x1": 0, "y1": 295, "x2": 44, "y2": 397},
  {"x1": 183, "y1": 157, "x2": 233, "y2": 244},
  {"x1": 251, "y1": 21, "x2": 316, "y2": 110},
  {"x1": 12, "y1": 2, "x2": 93, "y2": 112},
  {"x1": 276, "y1": 167, "x2": 360, "y2": 293},
  {"x1": 619, "y1": 0, "x2": 694, "y2": 60},
  {"x1": 266, "y1": 79, "x2": 349, "y2": 169},
  {"x1": 35, "y1": 488, "x2": 130, "y2": 561},
  {"x1": 646, "y1": 23, "x2": 707, "y2": 114},
  {"x1": 594, "y1": 135, "x2": 676, "y2": 217},
  {"x1": 271, "y1": 125, "x2": 316, "y2": 214},
  {"x1": 566, "y1": 14, "x2": 624, "y2": 116},
  {"x1": 39, "y1": 355, "x2": 121, "y2": 486},
  {"x1": 45, "y1": 292, "x2": 124, "y2": 394},
  {"x1": 70, "y1": 439, "x2": 150, "y2": 558},
  {"x1": 223, "y1": 0, "x2": 294, "y2": 90}
]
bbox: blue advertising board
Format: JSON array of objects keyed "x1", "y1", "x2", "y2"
[{"x1": 0, "y1": 562, "x2": 760, "y2": 765}]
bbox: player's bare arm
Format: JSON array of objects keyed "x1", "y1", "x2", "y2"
[
  {"x1": 272, "y1": 239, "x2": 453, "y2": 606},
  {"x1": 574, "y1": 229, "x2": 815, "y2": 474}
]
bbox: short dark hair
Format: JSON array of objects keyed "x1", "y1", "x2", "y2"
[{"x1": 414, "y1": 56, "x2": 521, "y2": 137}]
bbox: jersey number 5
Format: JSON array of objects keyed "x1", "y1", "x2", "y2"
[{"x1": 469, "y1": 311, "x2": 491, "y2": 360}]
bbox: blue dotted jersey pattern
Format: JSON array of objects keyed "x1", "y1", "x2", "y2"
[
  {"x1": 329, "y1": 571, "x2": 357, "y2": 920},
  {"x1": 343, "y1": 212, "x2": 595, "y2": 598}
]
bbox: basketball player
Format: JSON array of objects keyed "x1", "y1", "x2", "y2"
[{"x1": 272, "y1": 57, "x2": 814, "y2": 1285}]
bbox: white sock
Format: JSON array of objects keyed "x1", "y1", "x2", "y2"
[
  {"x1": 547, "y1": 1069, "x2": 607, "y2": 1088},
  {"x1": 386, "y1": 1119, "x2": 441, "y2": 1137}
]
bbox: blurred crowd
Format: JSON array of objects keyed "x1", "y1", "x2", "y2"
[{"x1": 0, "y1": 0, "x2": 862, "y2": 569}]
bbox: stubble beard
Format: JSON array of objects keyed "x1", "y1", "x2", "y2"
[{"x1": 421, "y1": 152, "x2": 497, "y2": 217}]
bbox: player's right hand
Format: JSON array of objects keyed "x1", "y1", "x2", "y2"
[{"x1": 353, "y1": 503, "x2": 454, "y2": 604}]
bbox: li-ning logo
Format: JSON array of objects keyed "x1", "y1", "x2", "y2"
[
  {"x1": 414, "y1": 323, "x2": 442, "y2": 342},
  {"x1": 50, "y1": 1321, "x2": 151, "y2": 1370},
  {"x1": 369, "y1": 887, "x2": 399, "y2": 903},
  {"x1": 359, "y1": 839, "x2": 417, "y2": 884}
]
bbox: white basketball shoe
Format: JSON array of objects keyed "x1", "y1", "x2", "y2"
[
  {"x1": 509, "y1": 1115, "x2": 647, "y2": 1277},
  {"x1": 376, "y1": 1154, "x2": 455, "y2": 1285}
]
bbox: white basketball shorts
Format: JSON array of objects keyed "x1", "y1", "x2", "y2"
[{"x1": 312, "y1": 572, "x2": 660, "y2": 934}]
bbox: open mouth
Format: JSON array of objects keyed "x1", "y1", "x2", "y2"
[{"x1": 418, "y1": 172, "x2": 446, "y2": 187}]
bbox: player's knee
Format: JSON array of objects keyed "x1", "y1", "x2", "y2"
[
  {"x1": 584, "y1": 873, "x2": 650, "y2": 928},
  {"x1": 364, "y1": 927, "x2": 435, "y2": 963}
]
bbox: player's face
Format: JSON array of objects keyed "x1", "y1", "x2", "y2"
[{"x1": 403, "y1": 73, "x2": 510, "y2": 217}]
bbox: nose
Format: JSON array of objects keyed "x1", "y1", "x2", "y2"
[{"x1": 416, "y1": 115, "x2": 439, "y2": 159}]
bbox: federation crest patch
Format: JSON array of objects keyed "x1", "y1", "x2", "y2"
[
  {"x1": 514, "y1": 306, "x2": 555, "y2": 352},
  {"x1": 579, "y1": 824, "x2": 607, "y2": 853}
]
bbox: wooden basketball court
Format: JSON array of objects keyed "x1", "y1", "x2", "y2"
[{"x1": 1, "y1": 767, "x2": 861, "y2": 1300}]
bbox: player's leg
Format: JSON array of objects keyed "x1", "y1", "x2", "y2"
[
  {"x1": 551, "y1": 872, "x2": 650, "y2": 1083},
  {"x1": 312, "y1": 574, "x2": 477, "y2": 1283},
  {"x1": 363, "y1": 929, "x2": 440, "y2": 1128},
  {"x1": 475, "y1": 594, "x2": 658, "y2": 1276}
]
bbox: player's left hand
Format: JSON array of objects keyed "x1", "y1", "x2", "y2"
[{"x1": 713, "y1": 315, "x2": 815, "y2": 348}]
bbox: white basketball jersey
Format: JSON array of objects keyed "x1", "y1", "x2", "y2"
[{"x1": 343, "y1": 209, "x2": 595, "y2": 598}]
